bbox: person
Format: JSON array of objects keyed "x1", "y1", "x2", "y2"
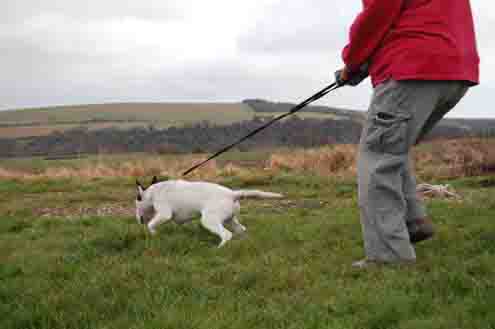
[{"x1": 336, "y1": 0, "x2": 480, "y2": 267}]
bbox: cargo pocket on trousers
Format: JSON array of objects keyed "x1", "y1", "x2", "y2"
[{"x1": 365, "y1": 111, "x2": 411, "y2": 155}]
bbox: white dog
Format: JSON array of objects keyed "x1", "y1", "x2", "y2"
[{"x1": 135, "y1": 177, "x2": 283, "y2": 247}]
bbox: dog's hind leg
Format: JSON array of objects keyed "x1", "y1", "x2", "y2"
[
  {"x1": 200, "y1": 210, "x2": 233, "y2": 248},
  {"x1": 225, "y1": 201, "x2": 245, "y2": 235},
  {"x1": 229, "y1": 216, "x2": 246, "y2": 235}
]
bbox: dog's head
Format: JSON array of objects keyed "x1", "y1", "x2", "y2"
[{"x1": 135, "y1": 176, "x2": 159, "y2": 224}]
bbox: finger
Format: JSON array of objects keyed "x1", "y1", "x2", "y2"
[{"x1": 341, "y1": 69, "x2": 349, "y2": 81}]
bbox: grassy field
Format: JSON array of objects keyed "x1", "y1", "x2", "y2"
[
  {"x1": 1, "y1": 148, "x2": 495, "y2": 328},
  {"x1": 0, "y1": 103, "x2": 250, "y2": 125},
  {"x1": 0, "y1": 103, "x2": 250, "y2": 138},
  {"x1": 0, "y1": 103, "x2": 342, "y2": 138}
]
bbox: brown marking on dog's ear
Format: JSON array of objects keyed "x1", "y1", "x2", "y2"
[{"x1": 151, "y1": 176, "x2": 158, "y2": 185}]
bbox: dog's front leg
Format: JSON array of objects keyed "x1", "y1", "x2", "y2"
[
  {"x1": 147, "y1": 213, "x2": 172, "y2": 235},
  {"x1": 147, "y1": 204, "x2": 172, "y2": 235}
]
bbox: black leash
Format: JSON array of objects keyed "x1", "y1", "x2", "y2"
[{"x1": 182, "y1": 81, "x2": 342, "y2": 176}]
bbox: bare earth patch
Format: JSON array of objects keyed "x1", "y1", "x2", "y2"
[{"x1": 35, "y1": 203, "x2": 134, "y2": 219}]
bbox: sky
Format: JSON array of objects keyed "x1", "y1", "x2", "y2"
[{"x1": 1, "y1": 1, "x2": 493, "y2": 117}]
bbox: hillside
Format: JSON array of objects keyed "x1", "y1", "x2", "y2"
[
  {"x1": 0, "y1": 101, "x2": 494, "y2": 158},
  {"x1": 0, "y1": 103, "x2": 250, "y2": 138},
  {"x1": 242, "y1": 98, "x2": 366, "y2": 121},
  {"x1": 0, "y1": 102, "x2": 344, "y2": 139},
  {"x1": 2, "y1": 101, "x2": 494, "y2": 141}
]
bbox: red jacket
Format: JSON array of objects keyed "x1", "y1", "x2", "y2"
[{"x1": 342, "y1": 0, "x2": 480, "y2": 86}]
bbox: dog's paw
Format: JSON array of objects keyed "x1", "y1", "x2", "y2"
[{"x1": 233, "y1": 227, "x2": 247, "y2": 237}]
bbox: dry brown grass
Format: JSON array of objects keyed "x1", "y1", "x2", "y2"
[
  {"x1": 414, "y1": 137, "x2": 495, "y2": 179},
  {"x1": 267, "y1": 145, "x2": 357, "y2": 178},
  {"x1": 0, "y1": 167, "x2": 29, "y2": 179},
  {"x1": 0, "y1": 156, "x2": 222, "y2": 181},
  {"x1": 267, "y1": 138, "x2": 495, "y2": 180},
  {"x1": 1, "y1": 138, "x2": 494, "y2": 181},
  {"x1": 266, "y1": 137, "x2": 495, "y2": 180}
]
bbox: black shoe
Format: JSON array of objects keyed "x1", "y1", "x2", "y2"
[{"x1": 408, "y1": 218, "x2": 435, "y2": 244}]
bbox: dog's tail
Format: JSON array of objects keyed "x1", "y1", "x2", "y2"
[{"x1": 233, "y1": 190, "x2": 283, "y2": 200}]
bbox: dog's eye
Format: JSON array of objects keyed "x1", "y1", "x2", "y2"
[{"x1": 137, "y1": 194, "x2": 142, "y2": 201}]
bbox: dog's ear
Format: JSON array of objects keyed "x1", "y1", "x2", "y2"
[
  {"x1": 136, "y1": 180, "x2": 145, "y2": 200},
  {"x1": 151, "y1": 176, "x2": 158, "y2": 185}
]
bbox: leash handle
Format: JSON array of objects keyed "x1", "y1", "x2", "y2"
[{"x1": 182, "y1": 82, "x2": 341, "y2": 176}]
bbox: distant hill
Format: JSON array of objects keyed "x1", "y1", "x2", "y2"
[
  {"x1": 243, "y1": 99, "x2": 495, "y2": 139},
  {"x1": 0, "y1": 103, "x2": 251, "y2": 138},
  {"x1": 0, "y1": 100, "x2": 494, "y2": 158},
  {"x1": 242, "y1": 99, "x2": 366, "y2": 121},
  {"x1": 0, "y1": 101, "x2": 356, "y2": 139}
]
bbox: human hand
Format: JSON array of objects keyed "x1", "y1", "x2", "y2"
[
  {"x1": 334, "y1": 67, "x2": 350, "y2": 86},
  {"x1": 334, "y1": 64, "x2": 369, "y2": 87}
]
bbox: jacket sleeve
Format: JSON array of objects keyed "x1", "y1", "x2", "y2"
[{"x1": 342, "y1": 0, "x2": 404, "y2": 72}]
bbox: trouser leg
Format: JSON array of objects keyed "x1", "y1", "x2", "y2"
[
  {"x1": 358, "y1": 147, "x2": 416, "y2": 261},
  {"x1": 403, "y1": 158, "x2": 428, "y2": 223},
  {"x1": 415, "y1": 84, "x2": 470, "y2": 144},
  {"x1": 404, "y1": 82, "x2": 470, "y2": 224},
  {"x1": 357, "y1": 80, "x2": 469, "y2": 262}
]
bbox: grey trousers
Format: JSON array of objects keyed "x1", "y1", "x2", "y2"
[{"x1": 358, "y1": 80, "x2": 469, "y2": 262}]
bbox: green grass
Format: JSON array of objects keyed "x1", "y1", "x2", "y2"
[
  {"x1": 0, "y1": 103, "x2": 250, "y2": 125},
  {"x1": 1, "y1": 173, "x2": 495, "y2": 329}
]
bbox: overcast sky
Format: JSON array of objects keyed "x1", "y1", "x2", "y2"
[{"x1": 1, "y1": 1, "x2": 493, "y2": 117}]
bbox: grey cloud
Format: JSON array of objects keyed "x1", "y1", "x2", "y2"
[
  {"x1": 237, "y1": 22, "x2": 345, "y2": 55},
  {"x1": 0, "y1": 0, "x2": 493, "y2": 119},
  {"x1": 237, "y1": 1, "x2": 354, "y2": 55}
]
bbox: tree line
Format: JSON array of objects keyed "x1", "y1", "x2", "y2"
[
  {"x1": 0, "y1": 115, "x2": 488, "y2": 158},
  {"x1": 0, "y1": 116, "x2": 362, "y2": 157}
]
